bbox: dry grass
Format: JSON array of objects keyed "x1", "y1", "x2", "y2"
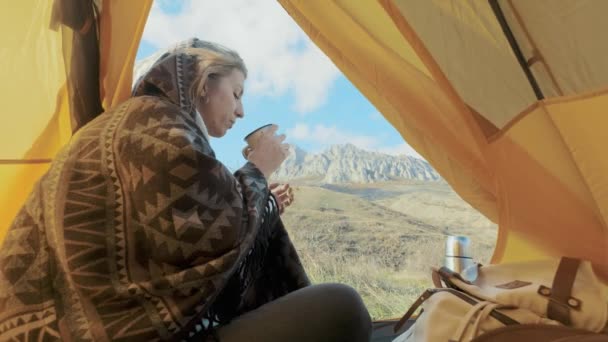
[
  {"x1": 280, "y1": 182, "x2": 497, "y2": 320},
  {"x1": 298, "y1": 251, "x2": 430, "y2": 318}
]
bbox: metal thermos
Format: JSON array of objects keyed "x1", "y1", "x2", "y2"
[{"x1": 444, "y1": 235, "x2": 478, "y2": 282}]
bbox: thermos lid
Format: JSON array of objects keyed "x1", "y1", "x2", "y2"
[{"x1": 445, "y1": 235, "x2": 472, "y2": 258}]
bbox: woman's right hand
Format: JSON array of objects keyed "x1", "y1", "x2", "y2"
[
  {"x1": 246, "y1": 125, "x2": 289, "y2": 180},
  {"x1": 270, "y1": 183, "x2": 294, "y2": 214}
]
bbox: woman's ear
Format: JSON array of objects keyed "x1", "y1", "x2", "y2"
[
  {"x1": 200, "y1": 79, "x2": 208, "y2": 99},
  {"x1": 202, "y1": 78, "x2": 209, "y2": 96},
  {"x1": 198, "y1": 74, "x2": 218, "y2": 105},
  {"x1": 195, "y1": 79, "x2": 210, "y2": 106}
]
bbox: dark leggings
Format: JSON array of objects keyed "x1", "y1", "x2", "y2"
[{"x1": 214, "y1": 283, "x2": 372, "y2": 342}]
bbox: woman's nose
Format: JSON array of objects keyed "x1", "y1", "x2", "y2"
[{"x1": 235, "y1": 102, "x2": 244, "y2": 118}]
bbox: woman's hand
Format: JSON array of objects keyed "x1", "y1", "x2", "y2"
[
  {"x1": 270, "y1": 183, "x2": 294, "y2": 214},
  {"x1": 246, "y1": 125, "x2": 290, "y2": 180}
]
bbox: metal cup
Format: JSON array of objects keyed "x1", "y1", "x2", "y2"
[
  {"x1": 242, "y1": 124, "x2": 274, "y2": 159},
  {"x1": 444, "y1": 235, "x2": 478, "y2": 282}
]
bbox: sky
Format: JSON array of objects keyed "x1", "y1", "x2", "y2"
[{"x1": 136, "y1": 0, "x2": 422, "y2": 170}]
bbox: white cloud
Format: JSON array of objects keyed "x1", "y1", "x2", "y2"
[
  {"x1": 141, "y1": 0, "x2": 340, "y2": 114},
  {"x1": 287, "y1": 123, "x2": 425, "y2": 159},
  {"x1": 289, "y1": 123, "x2": 311, "y2": 140},
  {"x1": 287, "y1": 123, "x2": 378, "y2": 150},
  {"x1": 369, "y1": 111, "x2": 383, "y2": 121}
]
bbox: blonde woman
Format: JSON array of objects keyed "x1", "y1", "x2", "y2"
[{"x1": 0, "y1": 38, "x2": 371, "y2": 341}]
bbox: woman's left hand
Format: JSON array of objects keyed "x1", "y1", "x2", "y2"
[{"x1": 270, "y1": 183, "x2": 294, "y2": 214}]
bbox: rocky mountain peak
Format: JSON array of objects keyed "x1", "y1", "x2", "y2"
[{"x1": 273, "y1": 144, "x2": 440, "y2": 183}]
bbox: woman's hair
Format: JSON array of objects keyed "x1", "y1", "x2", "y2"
[{"x1": 185, "y1": 41, "x2": 248, "y2": 111}]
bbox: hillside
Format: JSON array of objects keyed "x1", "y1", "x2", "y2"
[{"x1": 279, "y1": 181, "x2": 497, "y2": 318}]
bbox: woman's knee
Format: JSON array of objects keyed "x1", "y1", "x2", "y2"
[{"x1": 315, "y1": 283, "x2": 372, "y2": 341}]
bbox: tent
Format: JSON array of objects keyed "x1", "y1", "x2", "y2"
[
  {"x1": 1, "y1": 0, "x2": 607, "y2": 337},
  {"x1": 0, "y1": 0, "x2": 152, "y2": 239},
  {"x1": 277, "y1": 0, "x2": 608, "y2": 278}
]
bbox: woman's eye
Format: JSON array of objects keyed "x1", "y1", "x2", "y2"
[{"x1": 233, "y1": 93, "x2": 239, "y2": 100}]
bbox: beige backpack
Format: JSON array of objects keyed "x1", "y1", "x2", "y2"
[{"x1": 393, "y1": 257, "x2": 608, "y2": 342}]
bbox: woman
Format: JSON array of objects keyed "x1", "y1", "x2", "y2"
[{"x1": 0, "y1": 38, "x2": 371, "y2": 341}]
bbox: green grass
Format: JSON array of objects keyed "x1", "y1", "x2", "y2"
[
  {"x1": 298, "y1": 251, "x2": 430, "y2": 318},
  {"x1": 280, "y1": 183, "x2": 497, "y2": 320}
]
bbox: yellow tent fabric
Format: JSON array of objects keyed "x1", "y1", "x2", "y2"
[
  {"x1": 1, "y1": 0, "x2": 606, "y2": 281},
  {"x1": 278, "y1": 0, "x2": 608, "y2": 278},
  {"x1": 0, "y1": 0, "x2": 152, "y2": 241}
]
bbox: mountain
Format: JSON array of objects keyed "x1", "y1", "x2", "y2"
[{"x1": 273, "y1": 144, "x2": 441, "y2": 183}]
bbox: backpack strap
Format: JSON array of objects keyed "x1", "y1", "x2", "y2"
[
  {"x1": 431, "y1": 268, "x2": 445, "y2": 288},
  {"x1": 393, "y1": 288, "x2": 519, "y2": 333},
  {"x1": 538, "y1": 257, "x2": 581, "y2": 326},
  {"x1": 393, "y1": 289, "x2": 434, "y2": 333}
]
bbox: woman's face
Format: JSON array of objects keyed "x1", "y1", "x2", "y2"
[{"x1": 197, "y1": 69, "x2": 245, "y2": 137}]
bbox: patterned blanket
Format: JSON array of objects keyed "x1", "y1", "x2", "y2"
[{"x1": 0, "y1": 41, "x2": 309, "y2": 341}]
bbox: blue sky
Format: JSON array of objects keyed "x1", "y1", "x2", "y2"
[{"x1": 136, "y1": 0, "x2": 421, "y2": 170}]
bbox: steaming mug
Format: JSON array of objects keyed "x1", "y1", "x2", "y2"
[
  {"x1": 444, "y1": 235, "x2": 478, "y2": 282},
  {"x1": 242, "y1": 124, "x2": 275, "y2": 159}
]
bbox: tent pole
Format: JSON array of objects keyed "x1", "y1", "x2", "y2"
[{"x1": 489, "y1": 0, "x2": 544, "y2": 100}]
